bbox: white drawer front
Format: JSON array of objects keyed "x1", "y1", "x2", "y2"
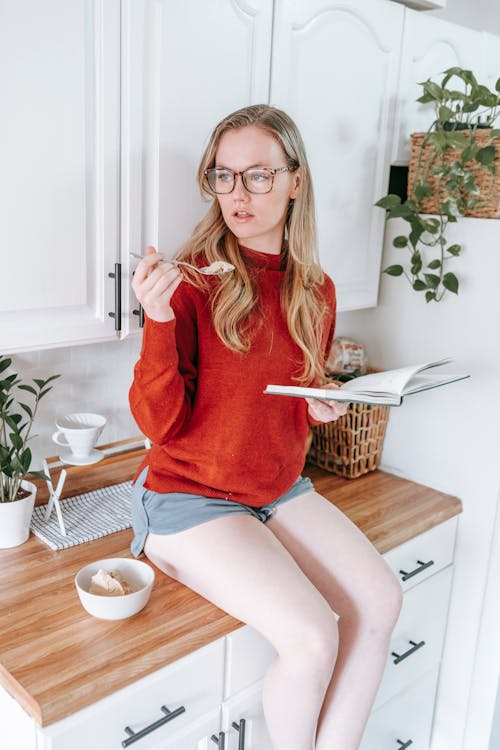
[
  {"x1": 40, "y1": 639, "x2": 224, "y2": 750},
  {"x1": 224, "y1": 626, "x2": 277, "y2": 699},
  {"x1": 384, "y1": 517, "x2": 457, "y2": 592},
  {"x1": 361, "y1": 666, "x2": 439, "y2": 750},
  {"x1": 374, "y1": 565, "x2": 452, "y2": 710}
]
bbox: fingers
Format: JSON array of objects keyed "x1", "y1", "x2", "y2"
[
  {"x1": 132, "y1": 250, "x2": 165, "y2": 286},
  {"x1": 306, "y1": 396, "x2": 349, "y2": 423},
  {"x1": 131, "y1": 246, "x2": 183, "y2": 322}
]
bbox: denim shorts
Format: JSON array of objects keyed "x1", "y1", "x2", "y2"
[{"x1": 130, "y1": 467, "x2": 314, "y2": 557}]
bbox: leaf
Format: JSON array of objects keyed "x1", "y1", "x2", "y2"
[
  {"x1": 41, "y1": 374, "x2": 61, "y2": 387},
  {"x1": 414, "y1": 181, "x2": 433, "y2": 201},
  {"x1": 424, "y1": 273, "x2": 441, "y2": 289},
  {"x1": 422, "y1": 80, "x2": 443, "y2": 101},
  {"x1": 19, "y1": 403, "x2": 33, "y2": 418},
  {"x1": 413, "y1": 279, "x2": 427, "y2": 291},
  {"x1": 476, "y1": 146, "x2": 496, "y2": 165},
  {"x1": 496, "y1": 78, "x2": 500, "y2": 93},
  {"x1": 447, "y1": 244, "x2": 461, "y2": 256},
  {"x1": 445, "y1": 133, "x2": 469, "y2": 148},
  {"x1": 416, "y1": 92, "x2": 434, "y2": 104},
  {"x1": 20, "y1": 448, "x2": 32, "y2": 473},
  {"x1": 428, "y1": 259, "x2": 441, "y2": 269},
  {"x1": 33, "y1": 378, "x2": 45, "y2": 388},
  {"x1": 423, "y1": 218, "x2": 440, "y2": 234},
  {"x1": 443, "y1": 272, "x2": 459, "y2": 294},
  {"x1": 0, "y1": 358, "x2": 11, "y2": 374},
  {"x1": 426, "y1": 291, "x2": 437, "y2": 303},
  {"x1": 384, "y1": 265, "x2": 404, "y2": 276},
  {"x1": 375, "y1": 194, "x2": 401, "y2": 210},
  {"x1": 393, "y1": 235, "x2": 408, "y2": 248},
  {"x1": 439, "y1": 105, "x2": 455, "y2": 122},
  {"x1": 411, "y1": 251, "x2": 423, "y2": 275}
]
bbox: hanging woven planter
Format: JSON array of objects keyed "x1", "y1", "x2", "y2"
[{"x1": 408, "y1": 129, "x2": 500, "y2": 218}]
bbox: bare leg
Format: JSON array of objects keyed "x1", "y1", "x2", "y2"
[
  {"x1": 266, "y1": 491, "x2": 404, "y2": 750},
  {"x1": 144, "y1": 514, "x2": 339, "y2": 750}
]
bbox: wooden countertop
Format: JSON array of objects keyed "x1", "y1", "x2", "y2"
[{"x1": 0, "y1": 465, "x2": 462, "y2": 728}]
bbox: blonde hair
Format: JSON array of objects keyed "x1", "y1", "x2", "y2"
[{"x1": 178, "y1": 104, "x2": 329, "y2": 384}]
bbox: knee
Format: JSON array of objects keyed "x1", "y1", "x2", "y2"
[
  {"x1": 360, "y1": 564, "x2": 403, "y2": 637},
  {"x1": 278, "y1": 603, "x2": 339, "y2": 677}
]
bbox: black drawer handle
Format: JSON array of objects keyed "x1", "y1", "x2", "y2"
[
  {"x1": 211, "y1": 731, "x2": 226, "y2": 748},
  {"x1": 108, "y1": 263, "x2": 122, "y2": 332},
  {"x1": 232, "y1": 718, "x2": 246, "y2": 749},
  {"x1": 396, "y1": 740, "x2": 413, "y2": 749},
  {"x1": 122, "y1": 704, "x2": 185, "y2": 747},
  {"x1": 132, "y1": 305, "x2": 145, "y2": 327},
  {"x1": 392, "y1": 639, "x2": 425, "y2": 664},
  {"x1": 399, "y1": 559, "x2": 434, "y2": 581}
]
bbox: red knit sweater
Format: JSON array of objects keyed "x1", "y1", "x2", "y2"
[{"x1": 129, "y1": 245, "x2": 336, "y2": 507}]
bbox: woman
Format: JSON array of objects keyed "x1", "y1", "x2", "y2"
[{"x1": 129, "y1": 104, "x2": 402, "y2": 750}]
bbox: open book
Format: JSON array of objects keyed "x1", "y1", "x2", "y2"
[{"x1": 264, "y1": 358, "x2": 470, "y2": 407}]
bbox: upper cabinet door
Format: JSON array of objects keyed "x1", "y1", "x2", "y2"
[
  {"x1": 392, "y1": 10, "x2": 485, "y2": 165},
  {"x1": 0, "y1": 0, "x2": 121, "y2": 353},
  {"x1": 270, "y1": 0, "x2": 404, "y2": 311},
  {"x1": 121, "y1": 0, "x2": 274, "y2": 335}
]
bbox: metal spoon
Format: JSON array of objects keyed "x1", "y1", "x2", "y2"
[{"x1": 129, "y1": 252, "x2": 234, "y2": 276}]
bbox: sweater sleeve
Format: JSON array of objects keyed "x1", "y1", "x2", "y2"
[{"x1": 128, "y1": 285, "x2": 198, "y2": 445}]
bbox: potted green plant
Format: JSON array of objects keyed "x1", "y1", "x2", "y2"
[
  {"x1": 0, "y1": 355, "x2": 60, "y2": 548},
  {"x1": 376, "y1": 67, "x2": 500, "y2": 302}
]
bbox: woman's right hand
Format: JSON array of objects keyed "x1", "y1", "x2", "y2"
[{"x1": 132, "y1": 246, "x2": 183, "y2": 323}]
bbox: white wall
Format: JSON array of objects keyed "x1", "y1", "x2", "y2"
[
  {"x1": 335, "y1": 216, "x2": 500, "y2": 750},
  {"x1": 9, "y1": 336, "x2": 141, "y2": 469},
  {"x1": 428, "y1": 0, "x2": 500, "y2": 35}
]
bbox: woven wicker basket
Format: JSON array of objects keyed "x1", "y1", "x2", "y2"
[
  {"x1": 407, "y1": 130, "x2": 500, "y2": 218},
  {"x1": 307, "y1": 374, "x2": 390, "y2": 479}
]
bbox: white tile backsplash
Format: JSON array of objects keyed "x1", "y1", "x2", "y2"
[{"x1": 7, "y1": 335, "x2": 142, "y2": 470}]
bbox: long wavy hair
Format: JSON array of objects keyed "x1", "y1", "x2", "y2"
[{"x1": 177, "y1": 104, "x2": 328, "y2": 384}]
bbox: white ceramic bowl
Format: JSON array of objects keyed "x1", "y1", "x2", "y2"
[{"x1": 75, "y1": 557, "x2": 154, "y2": 620}]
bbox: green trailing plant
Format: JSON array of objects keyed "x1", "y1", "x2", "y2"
[
  {"x1": 376, "y1": 67, "x2": 500, "y2": 302},
  {"x1": 0, "y1": 355, "x2": 60, "y2": 502}
]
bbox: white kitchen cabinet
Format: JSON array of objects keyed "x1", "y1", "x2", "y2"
[
  {"x1": 1, "y1": 515, "x2": 457, "y2": 750},
  {"x1": 391, "y1": 10, "x2": 485, "y2": 165},
  {"x1": 360, "y1": 666, "x2": 440, "y2": 750},
  {"x1": 221, "y1": 681, "x2": 273, "y2": 750},
  {"x1": 0, "y1": 0, "x2": 121, "y2": 353},
  {"x1": 121, "y1": 0, "x2": 274, "y2": 336},
  {"x1": 270, "y1": 0, "x2": 405, "y2": 311}
]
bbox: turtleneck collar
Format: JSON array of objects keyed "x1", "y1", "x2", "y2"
[{"x1": 238, "y1": 244, "x2": 287, "y2": 271}]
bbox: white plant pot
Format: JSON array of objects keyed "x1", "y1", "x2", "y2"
[{"x1": 0, "y1": 480, "x2": 37, "y2": 549}]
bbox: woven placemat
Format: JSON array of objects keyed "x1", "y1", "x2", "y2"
[{"x1": 30, "y1": 481, "x2": 132, "y2": 551}]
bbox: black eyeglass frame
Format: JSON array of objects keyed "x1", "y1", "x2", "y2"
[{"x1": 203, "y1": 165, "x2": 299, "y2": 194}]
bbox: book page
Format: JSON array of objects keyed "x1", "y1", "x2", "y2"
[{"x1": 340, "y1": 358, "x2": 452, "y2": 397}]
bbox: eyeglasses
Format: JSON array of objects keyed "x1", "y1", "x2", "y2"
[{"x1": 204, "y1": 166, "x2": 298, "y2": 194}]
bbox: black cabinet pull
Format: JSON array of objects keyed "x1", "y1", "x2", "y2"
[
  {"x1": 396, "y1": 740, "x2": 413, "y2": 749},
  {"x1": 211, "y1": 731, "x2": 226, "y2": 748},
  {"x1": 108, "y1": 262, "x2": 122, "y2": 332},
  {"x1": 391, "y1": 639, "x2": 425, "y2": 664},
  {"x1": 399, "y1": 559, "x2": 434, "y2": 581},
  {"x1": 232, "y1": 718, "x2": 246, "y2": 749},
  {"x1": 132, "y1": 305, "x2": 144, "y2": 328},
  {"x1": 121, "y1": 704, "x2": 185, "y2": 747}
]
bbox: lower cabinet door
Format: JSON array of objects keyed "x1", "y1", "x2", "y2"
[
  {"x1": 159, "y1": 708, "x2": 221, "y2": 750},
  {"x1": 360, "y1": 666, "x2": 439, "y2": 750},
  {"x1": 221, "y1": 681, "x2": 273, "y2": 750}
]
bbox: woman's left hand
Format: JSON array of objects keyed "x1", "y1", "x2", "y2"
[{"x1": 306, "y1": 382, "x2": 350, "y2": 423}]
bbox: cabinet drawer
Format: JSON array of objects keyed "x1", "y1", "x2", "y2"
[
  {"x1": 224, "y1": 626, "x2": 277, "y2": 699},
  {"x1": 39, "y1": 639, "x2": 224, "y2": 750},
  {"x1": 374, "y1": 565, "x2": 452, "y2": 710},
  {"x1": 384, "y1": 517, "x2": 457, "y2": 592},
  {"x1": 361, "y1": 666, "x2": 439, "y2": 750}
]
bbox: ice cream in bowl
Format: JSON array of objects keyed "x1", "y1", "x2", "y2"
[{"x1": 75, "y1": 557, "x2": 154, "y2": 620}]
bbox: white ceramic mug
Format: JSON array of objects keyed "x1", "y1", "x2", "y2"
[{"x1": 52, "y1": 413, "x2": 106, "y2": 458}]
